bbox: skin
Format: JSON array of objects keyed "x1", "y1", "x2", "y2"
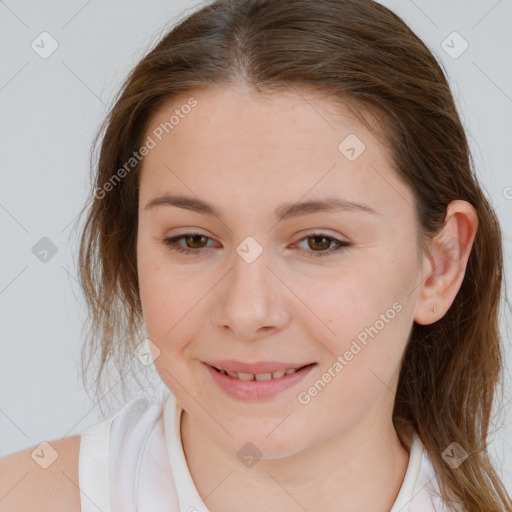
[{"x1": 136, "y1": 84, "x2": 478, "y2": 512}]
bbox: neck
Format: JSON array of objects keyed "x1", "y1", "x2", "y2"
[{"x1": 180, "y1": 402, "x2": 411, "y2": 512}]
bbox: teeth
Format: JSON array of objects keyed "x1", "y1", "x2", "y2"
[
  {"x1": 237, "y1": 372, "x2": 255, "y2": 381},
  {"x1": 255, "y1": 372, "x2": 272, "y2": 381},
  {"x1": 217, "y1": 366, "x2": 301, "y2": 380}
]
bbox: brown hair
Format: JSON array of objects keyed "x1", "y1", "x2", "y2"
[{"x1": 75, "y1": 0, "x2": 512, "y2": 510}]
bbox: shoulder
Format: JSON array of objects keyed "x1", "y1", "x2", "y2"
[
  {"x1": 0, "y1": 435, "x2": 81, "y2": 512},
  {"x1": 0, "y1": 396, "x2": 169, "y2": 512}
]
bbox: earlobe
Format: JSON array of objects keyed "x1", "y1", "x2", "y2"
[{"x1": 413, "y1": 200, "x2": 478, "y2": 326}]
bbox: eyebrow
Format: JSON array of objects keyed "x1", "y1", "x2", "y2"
[{"x1": 143, "y1": 194, "x2": 379, "y2": 221}]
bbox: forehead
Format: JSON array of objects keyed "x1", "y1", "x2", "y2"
[
  {"x1": 144, "y1": 84, "x2": 384, "y2": 155},
  {"x1": 139, "y1": 85, "x2": 414, "y2": 222}
]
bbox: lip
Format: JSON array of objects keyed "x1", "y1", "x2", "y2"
[
  {"x1": 204, "y1": 359, "x2": 313, "y2": 374},
  {"x1": 202, "y1": 361, "x2": 317, "y2": 401}
]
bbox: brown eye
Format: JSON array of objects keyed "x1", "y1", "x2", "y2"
[
  {"x1": 183, "y1": 234, "x2": 209, "y2": 248},
  {"x1": 307, "y1": 235, "x2": 332, "y2": 252},
  {"x1": 296, "y1": 232, "x2": 351, "y2": 259},
  {"x1": 163, "y1": 233, "x2": 216, "y2": 255},
  {"x1": 162, "y1": 232, "x2": 351, "y2": 258}
]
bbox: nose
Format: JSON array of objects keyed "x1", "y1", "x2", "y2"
[{"x1": 211, "y1": 250, "x2": 290, "y2": 341}]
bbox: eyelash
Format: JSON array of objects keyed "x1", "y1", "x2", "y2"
[{"x1": 162, "y1": 232, "x2": 351, "y2": 259}]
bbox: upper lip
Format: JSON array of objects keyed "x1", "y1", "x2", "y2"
[{"x1": 204, "y1": 360, "x2": 314, "y2": 374}]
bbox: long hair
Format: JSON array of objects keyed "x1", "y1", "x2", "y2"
[{"x1": 75, "y1": 1, "x2": 511, "y2": 510}]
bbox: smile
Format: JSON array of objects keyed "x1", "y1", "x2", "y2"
[
  {"x1": 202, "y1": 362, "x2": 317, "y2": 401},
  {"x1": 211, "y1": 364, "x2": 308, "y2": 381}
]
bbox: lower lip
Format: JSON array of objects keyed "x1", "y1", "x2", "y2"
[{"x1": 202, "y1": 362, "x2": 316, "y2": 401}]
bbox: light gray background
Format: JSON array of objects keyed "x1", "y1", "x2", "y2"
[{"x1": 1, "y1": 0, "x2": 511, "y2": 491}]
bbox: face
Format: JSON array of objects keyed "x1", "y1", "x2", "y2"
[{"x1": 136, "y1": 84, "x2": 427, "y2": 458}]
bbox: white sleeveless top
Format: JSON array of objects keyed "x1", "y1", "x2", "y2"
[{"x1": 79, "y1": 391, "x2": 453, "y2": 512}]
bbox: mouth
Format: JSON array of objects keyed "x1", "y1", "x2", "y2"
[
  {"x1": 208, "y1": 362, "x2": 315, "y2": 381},
  {"x1": 202, "y1": 361, "x2": 317, "y2": 401}
]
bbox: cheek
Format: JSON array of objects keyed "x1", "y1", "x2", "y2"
[
  {"x1": 137, "y1": 239, "x2": 182, "y2": 339},
  {"x1": 137, "y1": 256, "x2": 192, "y2": 387},
  {"x1": 296, "y1": 273, "x2": 409, "y2": 430},
  {"x1": 303, "y1": 266, "x2": 396, "y2": 337},
  {"x1": 308, "y1": 256, "x2": 412, "y2": 377},
  {"x1": 137, "y1": 240, "x2": 210, "y2": 367}
]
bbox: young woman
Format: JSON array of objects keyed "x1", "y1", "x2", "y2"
[{"x1": 1, "y1": 0, "x2": 510, "y2": 511}]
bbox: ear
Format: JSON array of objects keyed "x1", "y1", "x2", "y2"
[{"x1": 414, "y1": 200, "x2": 478, "y2": 325}]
